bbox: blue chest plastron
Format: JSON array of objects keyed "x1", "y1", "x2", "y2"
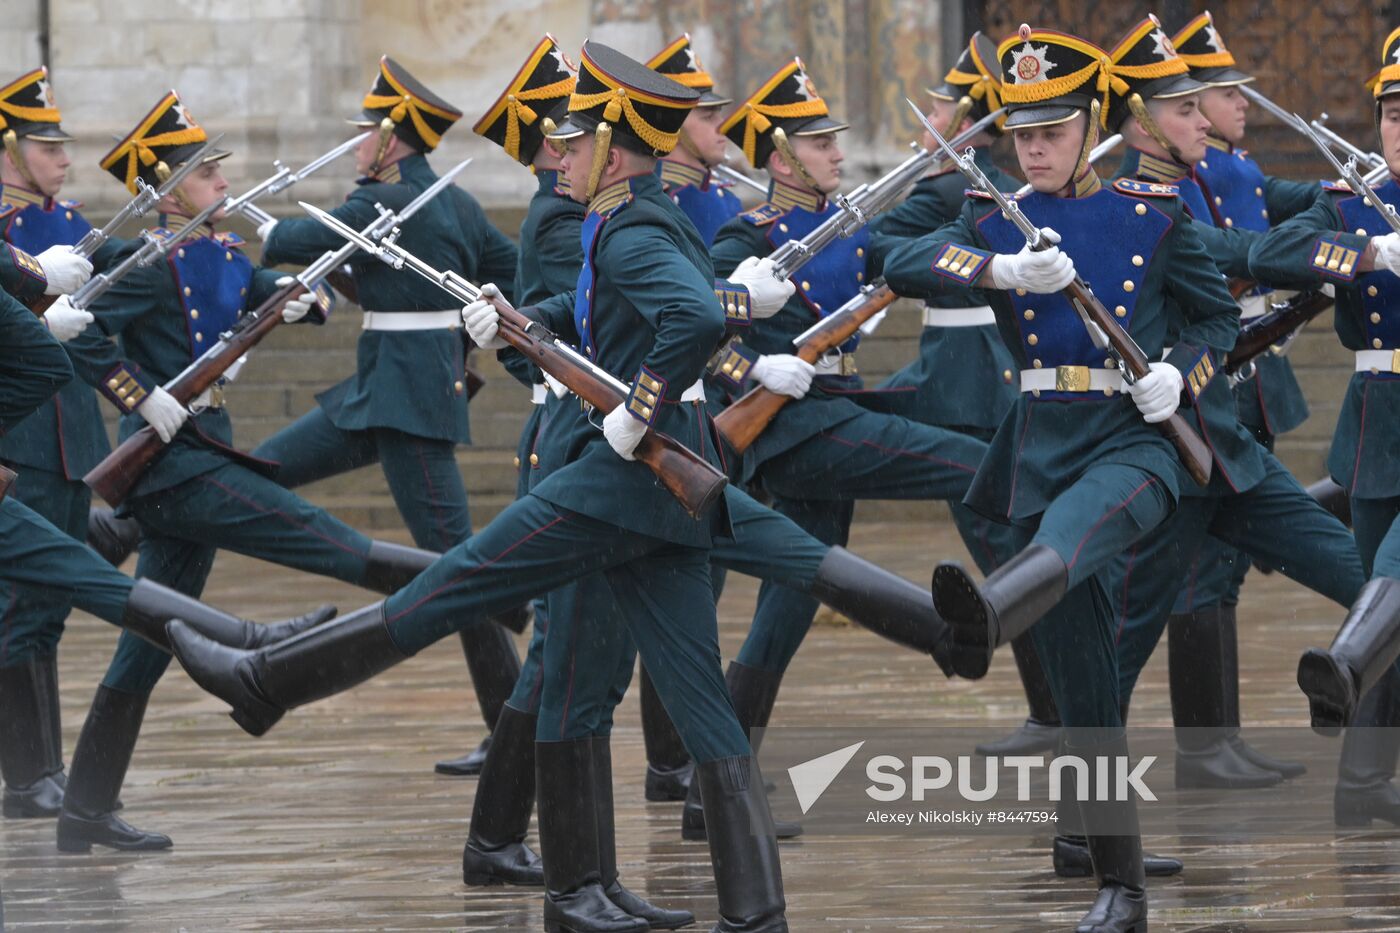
[
  {"x1": 166, "y1": 234, "x2": 253, "y2": 358},
  {"x1": 1196, "y1": 149, "x2": 1270, "y2": 233},
  {"x1": 1339, "y1": 180, "x2": 1400, "y2": 352},
  {"x1": 671, "y1": 182, "x2": 742, "y2": 247},
  {"x1": 766, "y1": 203, "x2": 869, "y2": 352},
  {"x1": 573, "y1": 212, "x2": 605, "y2": 360},
  {"x1": 977, "y1": 189, "x2": 1172, "y2": 398},
  {"x1": 2, "y1": 197, "x2": 91, "y2": 254},
  {"x1": 1173, "y1": 174, "x2": 1216, "y2": 226}
]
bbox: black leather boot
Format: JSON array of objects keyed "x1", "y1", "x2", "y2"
[
  {"x1": 809, "y1": 546, "x2": 955, "y2": 675},
  {"x1": 37, "y1": 652, "x2": 66, "y2": 791},
  {"x1": 641, "y1": 665, "x2": 693, "y2": 802},
  {"x1": 537, "y1": 738, "x2": 647, "y2": 933},
  {"x1": 1052, "y1": 743, "x2": 1180, "y2": 878},
  {"x1": 976, "y1": 634, "x2": 1061, "y2": 756},
  {"x1": 592, "y1": 736, "x2": 694, "y2": 928},
  {"x1": 0, "y1": 660, "x2": 65, "y2": 818},
  {"x1": 437, "y1": 622, "x2": 523, "y2": 777},
  {"x1": 932, "y1": 544, "x2": 1068, "y2": 680},
  {"x1": 56, "y1": 686, "x2": 170, "y2": 852},
  {"x1": 1306, "y1": 477, "x2": 1352, "y2": 527},
  {"x1": 86, "y1": 506, "x2": 142, "y2": 567},
  {"x1": 120, "y1": 578, "x2": 337, "y2": 652},
  {"x1": 462, "y1": 706, "x2": 543, "y2": 886},
  {"x1": 436, "y1": 735, "x2": 492, "y2": 777},
  {"x1": 360, "y1": 540, "x2": 437, "y2": 593},
  {"x1": 167, "y1": 601, "x2": 405, "y2": 737},
  {"x1": 683, "y1": 663, "x2": 800, "y2": 842},
  {"x1": 1169, "y1": 607, "x2": 1285, "y2": 789},
  {"x1": 695, "y1": 756, "x2": 787, "y2": 932},
  {"x1": 1335, "y1": 666, "x2": 1400, "y2": 827},
  {"x1": 1298, "y1": 576, "x2": 1400, "y2": 732},
  {"x1": 1069, "y1": 733, "x2": 1149, "y2": 933}
]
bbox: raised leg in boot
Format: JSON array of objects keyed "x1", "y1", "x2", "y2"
[{"x1": 1299, "y1": 576, "x2": 1400, "y2": 731}]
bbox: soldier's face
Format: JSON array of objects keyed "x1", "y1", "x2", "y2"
[
  {"x1": 1380, "y1": 98, "x2": 1400, "y2": 173},
  {"x1": 1148, "y1": 95, "x2": 1212, "y2": 164},
  {"x1": 1012, "y1": 113, "x2": 1085, "y2": 194},
  {"x1": 1198, "y1": 86, "x2": 1248, "y2": 145},
  {"x1": 790, "y1": 133, "x2": 844, "y2": 193},
  {"x1": 11, "y1": 140, "x2": 69, "y2": 196},
  {"x1": 354, "y1": 130, "x2": 398, "y2": 175},
  {"x1": 682, "y1": 106, "x2": 730, "y2": 166},
  {"x1": 169, "y1": 162, "x2": 230, "y2": 220},
  {"x1": 557, "y1": 135, "x2": 594, "y2": 202}
]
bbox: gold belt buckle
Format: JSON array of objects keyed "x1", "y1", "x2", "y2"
[
  {"x1": 840, "y1": 353, "x2": 858, "y2": 377},
  {"x1": 1055, "y1": 365, "x2": 1090, "y2": 392},
  {"x1": 209, "y1": 384, "x2": 226, "y2": 409},
  {"x1": 1391, "y1": 349, "x2": 1400, "y2": 374}
]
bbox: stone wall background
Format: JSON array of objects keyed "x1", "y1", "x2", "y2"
[{"x1": 2, "y1": 2, "x2": 1353, "y2": 525}]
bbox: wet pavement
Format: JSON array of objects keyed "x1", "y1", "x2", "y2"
[{"x1": 4, "y1": 520, "x2": 1397, "y2": 931}]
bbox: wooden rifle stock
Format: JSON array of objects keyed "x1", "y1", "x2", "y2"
[
  {"x1": 490, "y1": 299, "x2": 726, "y2": 519},
  {"x1": 713, "y1": 285, "x2": 899, "y2": 454},
  {"x1": 1063, "y1": 277, "x2": 1214, "y2": 487},
  {"x1": 83, "y1": 282, "x2": 307, "y2": 506},
  {"x1": 1227, "y1": 277, "x2": 1256, "y2": 300},
  {"x1": 1224, "y1": 290, "x2": 1333, "y2": 376},
  {"x1": 23, "y1": 293, "x2": 57, "y2": 317},
  {"x1": 0, "y1": 464, "x2": 15, "y2": 502}
]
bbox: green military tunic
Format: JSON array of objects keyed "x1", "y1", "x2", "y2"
[{"x1": 868, "y1": 146, "x2": 1019, "y2": 432}]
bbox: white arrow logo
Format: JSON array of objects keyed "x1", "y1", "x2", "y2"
[{"x1": 787, "y1": 741, "x2": 865, "y2": 814}]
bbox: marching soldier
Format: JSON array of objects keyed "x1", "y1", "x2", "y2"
[
  {"x1": 252, "y1": 57, "x2": 526, "y2": 780},
  {"x1": 682, "y1": 56, "x2": 1004, "y2": 836},
  {"x1": 868, "y1": 32, "x2": 1061, "y2": 758},
  {"x1": 883, "y1": 26, "x2": 1247, "y2": 930},
  {"x1": 0, "y1": 66, "x2": 116, "y2": 818},
  {"x1": 647, "y1": 34, "x2": 744, "y2": 246},
  {"x1": 55, "y1": 91, "x2": 450, "y2": 854},
  {"x1": 170, "y1": 43, "x2": 791, "y2": 932},
  {"x1": 1252, "y1": 25, "x2": 1400, "y2": 827},
  {"x1": 1104, "y1": 16, "x2": 1363, "y2": 791}
]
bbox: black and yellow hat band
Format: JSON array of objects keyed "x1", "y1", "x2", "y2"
[
  {"x1": 0, "y1": 67, "x2": 70, "y2": 142},
  {"x1": 1171, "y1": 12, "x2": 1254, "y2": 87},
  {"x1": 1366, "y1": 26, "x2": 1400, "y2": 99}
]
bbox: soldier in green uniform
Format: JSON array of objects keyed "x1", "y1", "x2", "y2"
[
  {"x1": 1252, "y1": 25, "x2": 1400, "y2": 827},
  {"x1": 253, "y1": 57, "x2": 526, "y2": 780},
  {"x1": 883, "y1": 26, "x2": 1251, "y2": 931},
  {"x1": 54, "y1": 91, "x2": 454, "y2": 855},
  {"x1": 0, "y1": 67, "x2": 118, "y2": 818},
  {"x1": 687, "y1": 58, "x2": 1000, "y2": 838},
  {"x1": 0, "y1": 244, "x2": 333, "y2": 827},
  {"x1": 868, "y1": 32, "x2": 1060, "y2": 759},
  {"x1": 170, "y1": 43, "x2": 791, "y2": 932},
  {"x1": 647, "y1": 34, "x2": 744, "y2": 247},
  {"x1": 1103, "y1": 16, "x2": 1363, "y2": 792}
]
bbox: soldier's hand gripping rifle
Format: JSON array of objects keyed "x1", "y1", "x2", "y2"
[
  {"x1": 765, "y1": 106, "x2": 1007, "y2": 282},
  {"x1": 299, "y1": 203, "x2": 728, "y2": 519},
  {"x1": 83, "y1": 159, "x2": 472, "y2": 507},
  {"x1": 23, "y1": 136, "x2": 223, "y2": 317},
  {"x1": 910, "y1": 99, "x2": 1213, "y2": 486}
]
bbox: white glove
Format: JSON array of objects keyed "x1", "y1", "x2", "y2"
[
  {"x1": 42, "y1": 295, "x2": 93, "y2": 342},
  {"x1": 602, "y1": 405, "x2": 647, "y2": 461},
  {"x1": 544, "y1": 372, "x2": 568, "y2": 399},
  {"x1": 275, "y1": 277, "x2": 314, "y2": 323},
  {"x1": 256, "y1": 218, "x2": 278, "y2": 242},
  {"x1": 36, "y1": 246, "x2": 92, "y2": 296},
  {"x1": 1127, "y1": 361, "x2": 1185, "y2": 424},
  {"x1": 1371, "y1": 232, "x2": 1400, "y2": 275},
  {"x1": 463, "y1": 283, "x2": 507, "y2": 349},
  {"x1": 752, "y1": 354, "x2": 815, "y2": 399},
  {"x1": 988, "y1": 227, "x2": 1075, "y2": 294},
  {"x1": 727, "y1": 256, "x2": 796, "y2": 319},
  {"x1": 137, "y1": 386, "x2": 190, "y2": 443}
]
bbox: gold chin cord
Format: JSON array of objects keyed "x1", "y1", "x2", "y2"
[
  {"x1": 771, "y1": 126, "x2": 823, "y2": 193},
  {"x1": 368, "y1": 116, "x2": 396, "y2": 176},
  {"x1": 1127, "y1": 92, "x2": 1185, "y2": 164},
  {"x1": 2, "y1": 130, "x2": 40, "y2": 192},
  {"x1": 585, "y1": 121, "x2": 613, "y2": 202},
  {"x1": 153, "y1": 160, "x2": 199, "y2": 218},
  {"x1": 946, "y1": 96, "x2": 974, "y2": 137},
  {"x1": 1074, "y1": 101, "x2": 1102, "y2": 181}
]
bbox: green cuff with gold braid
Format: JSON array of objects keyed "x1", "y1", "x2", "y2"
[
  {"x1": 100, "y1": 362, "x2": 157, "y2": 414},
  {"x1": 625, "y1": 365, "x2": 667, "y2": 426},
  {"x1": 714, "y1": 281, "x2": 752, "y2": 326},
  {"x1": 931, "y1": 242, "x2": 992, "y2": 284},
  {"x1": 2, "y1": 243, "x2": 48, "y2": 303},
  {"x1": 1309, "y1": 234, "x2": 1367, "y2": 283}
]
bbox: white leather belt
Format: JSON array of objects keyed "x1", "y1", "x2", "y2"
[
  {"x1": 680, "y1": 378, "x2": 705, "y2": 402},
  {"x1": 531, "y1": 383, "x2": 547, "y2": 405},
  {"x1": 1356, "y1": 349, "x2": 1400, "y2": 373},
  {"x1": 362, "y1": 310, "x2": 461, "y2": 331},
  {"x1": 1238, "y1": 294, "x2": 1268, "y2": 320},
  {"x1": 1020, "y1": 366, "x2": 1124, "y2": 394},
  {"x1": 922, "y1": 304, "x2": 996, "y2": 327},
  {"x1": 815, "y1": 353, "x2": 858, "y2": 376}
]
